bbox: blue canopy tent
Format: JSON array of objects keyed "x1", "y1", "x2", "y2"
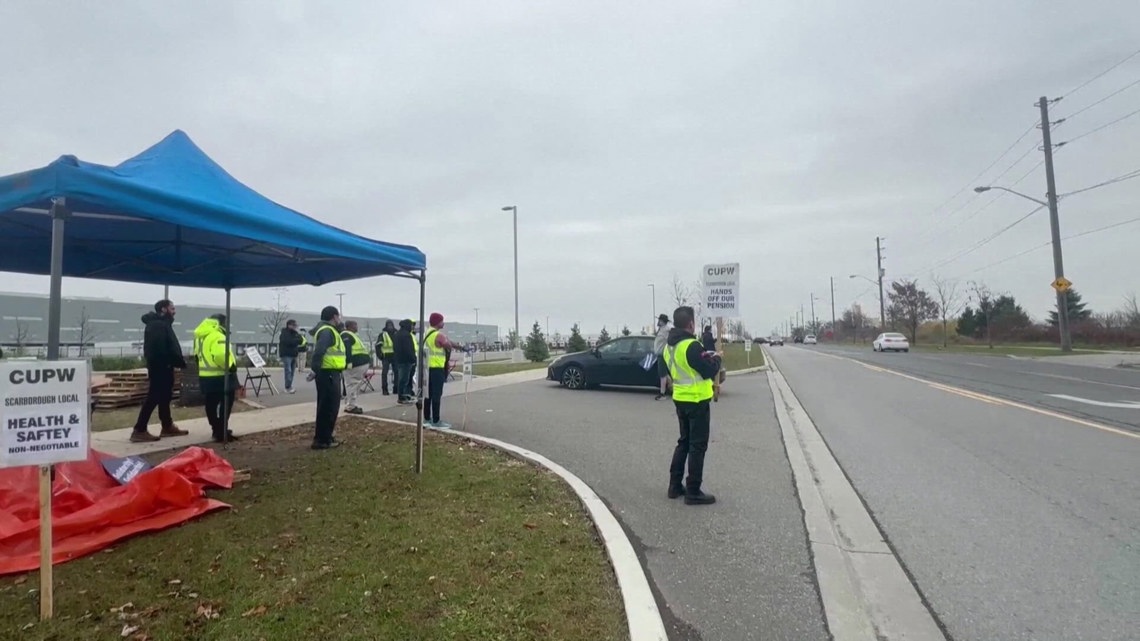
[{"x1": 0, "y1": 131, "x2": 431, "y2": 470}]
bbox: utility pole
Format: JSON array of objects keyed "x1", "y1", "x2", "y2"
[
  {"x1": 1038, "y1": 96, "x2": 1072, "y2": 352},
  {"x1": 876, "y1": 237, "x2": 886, "y2": 330},
  {"x1": 810, "y1": 294, "x2": 817, "y2": 331},
  {"x1": 830, "y1": 276, "x2": 836, "y2": 333}
]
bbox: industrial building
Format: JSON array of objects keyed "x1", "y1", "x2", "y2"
[{"x1": 0, "y1": 292, "x2": 499, "y2": 357}]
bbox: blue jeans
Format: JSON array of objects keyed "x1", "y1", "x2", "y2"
[
  {"x1": 282, "y1": 356, "x2": 296, "y2": 389},
  {"x1": 396, "y1": 363, "x2": 413, "y2": 398}
]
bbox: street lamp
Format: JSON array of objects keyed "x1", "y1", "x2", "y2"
[
  {"x1": 501, "y1": 205, "x2": 522, "y2": 361},
  {"x1": 974, "y1": 184, "x2": 1071, "y2": 352},
  {"x1": 648, "y1": 283, "x2": 656, "y2": 330},
  {"x1": 336, "y1": 292, "x2": 345, "y2": 315}
]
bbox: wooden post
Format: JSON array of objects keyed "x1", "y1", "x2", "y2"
[{"x1": 38, "y1": 465, "x2": 53, "y2": 620}]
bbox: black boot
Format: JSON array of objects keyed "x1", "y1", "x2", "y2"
[
  {"x1": 667, "y1": 477, "x2": 684, "y2": 499},
  {"x1": 684, "y1": 489, "x2": 716, "y2": 505}
]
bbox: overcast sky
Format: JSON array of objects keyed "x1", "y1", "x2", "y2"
[{"x1": 2, "y1": 1, "x2": 1138, "y2": 338}]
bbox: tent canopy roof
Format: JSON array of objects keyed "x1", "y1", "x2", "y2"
[{"x1": 0, "y1": 130, "x2": 425, "y2": 289}]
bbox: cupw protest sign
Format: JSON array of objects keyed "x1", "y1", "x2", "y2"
[
  {"x1": 1, "y1": 360, "x2": 91, "y2": 468},
  {"x1": 701, "y1": 263, "x2": 741, "y2": 318}
]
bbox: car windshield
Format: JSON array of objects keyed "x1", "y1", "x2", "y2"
[{"x1": 886, "y1": 333, "x2": 907, "y2": 339}]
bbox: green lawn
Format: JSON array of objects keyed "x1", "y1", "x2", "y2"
[
  {"x1": 472, "y1": 361, "x2": 549, "y2": 376},
  {"x1": 91, "y1": 401, "x2": 253, "y2": 432},
  {"x1": 719, "y1": 343, "x2": 765, "y2": 371},
  {"x1": 1, "y1": 418, "x2": 628, "y2": 641}
]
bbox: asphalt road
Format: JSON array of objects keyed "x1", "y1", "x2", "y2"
[
  {"x1": 767, "y1": 345, "x2": 1140, "y2": 641},
  {"x1": 371, "y1": 377, "x2": 829, "y2": 641},
  {"x1": 803, "y1": 343, "x2": 1140, "y2": 433}
]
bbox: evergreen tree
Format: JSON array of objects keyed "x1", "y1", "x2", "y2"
[
  {"x1": 567, "y1": 323, "x2": 588, "y2": 352},
  {"x1": 524, "y1": 321, "x2": 550, "y2": 362},
  {"x1": 598, "y1": 326, "x2": 611, "y2": 343},
  {"x1": 621, "y1": 325, "x2": 632, "y2": 336},
  {"x1": 1048, "y1": 289, "x2": 1093, "y2": 327}
]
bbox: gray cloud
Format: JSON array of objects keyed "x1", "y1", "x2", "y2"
[{"x1": 1, "y1": 1, "x2": 1137, "y2": 338}]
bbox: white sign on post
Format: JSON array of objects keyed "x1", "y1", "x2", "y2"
[
  {"x1": 0, "y1": 360, "x2": 90, "y2": 468},
  {"x1": 244, "y1": 346, "x2": 267, "y2": 369},
  {"x1": 463, "y1": 352, "x2": 474, "y2": 382},
  {"x1": 701, "y1": 263, "x2": 741, "y2": 319}
]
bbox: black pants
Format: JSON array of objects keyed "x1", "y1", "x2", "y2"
[
  {"x1": 134, "y1": 366, "x2": 175, "y2": 432},
  {"x1": 314, "y1": 369, "x2": 342, "y2": 444},
  {"x1": 669, "y1": 400, "x2": 711, "y2": 493},
  {"x1": 203, "y1": 389, "x2": 236, "y2": 438},
  {"x1": 423, "y1": 367, "x2": 446, "y2": 423},
  {"x1": 381, "y1": 356, "x2": 394, "y2": 393}
]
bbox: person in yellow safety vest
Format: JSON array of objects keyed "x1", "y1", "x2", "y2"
[
  {"x1": 296, "y1": 329, "x2": 309, "y2": 372},
  {"x1": 660, "y1": 305, "x2": 722, "y2": 505},
  {"x1": 376, "y1": 319, "x2": 397, "y2": 396},
  {"x1": 422, "y1": 312, "x2": 467, "y2": 430},
  {"x1": 309, "y1": 306, "x2": 346, "y2": 449},
  {"x1": 192, "y1": 314, "x2": 241, "y2": 443},
  {"x1": 340, "y1": 320, "x2": 373, "y2": 415}
]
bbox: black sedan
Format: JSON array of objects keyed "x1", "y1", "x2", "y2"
[{"x1": 548, "y1": 336, "x2": 659, "y2": 390}]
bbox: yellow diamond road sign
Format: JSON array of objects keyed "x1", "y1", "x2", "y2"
[{"x1": 1052, "y1": 277, "x2": 1072, "y2": 292}]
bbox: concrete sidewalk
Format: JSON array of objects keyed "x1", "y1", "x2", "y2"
[{"x1": 95, "y1": 368, "x2": 549, "y2": 457}]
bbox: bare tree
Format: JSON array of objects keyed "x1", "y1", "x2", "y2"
[
  {"x1": 967, "y1": 280, "x2": 994, "y2": 348},
  {"x1": 670, "y1": 273, "x2": 693, "y2": 308},
  {"x1": 930, "y1": 275, "x2": 963, "y2": 348},
  {"x1": 75, "y1": 306, "x2": 99, "y2": 356},
  {"x1": 13, "y1": 319, "x2": 29, "y2": 356},
  {"x1": 1123, "y1": 293, "x2": 1140, "y2": 329},
  {"x1": 261, "y1": 287, "x2": 290, "y2": 346}
]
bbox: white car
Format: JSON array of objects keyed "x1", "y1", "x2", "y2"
[
  {"x1": 873, "y1": 332, "x2": 910, "y2": 352},
  {"x1": 804, "y1": 334, "x2": 817, "y2": 345}
]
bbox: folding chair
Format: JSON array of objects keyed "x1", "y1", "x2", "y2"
[
  {"x1": 243, "y1": 365, "x2": 276, "y2": 397},
  {"x1": 361, "y1": 369, "x2": 376, "y2": 393}
]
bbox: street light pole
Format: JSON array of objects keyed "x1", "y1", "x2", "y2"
[
  {"x1": 876, "y1": 237, "x2": 886, "y2": 331},
  {"x1": 810, "y1": 293, "x2": 818, "y2": 331},
  {"x1": 336, "y1": 293, "x2": 345, "y2": 315},
  {"x1": 648, "y1": 284, "x2": 656, "y2": 330},
  {"x1": 501, "y1": 205, "x2": 521, "y2": 360},
  {"x1": 1039, "y1": 96, "x2": 1072, "y2": 352}
]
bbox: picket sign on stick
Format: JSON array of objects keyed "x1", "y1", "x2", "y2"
[
  {"x1": 461, "y1": 352, "x2": 473, "y2": 430},
  {"x1": 0, "y1": 360, "x2": 92, "y2": 620}
]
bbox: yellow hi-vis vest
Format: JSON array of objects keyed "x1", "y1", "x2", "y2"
[
  {"x1": 379, "y1": 332, "x2": 394, "y2": 355},
  {"x1": 423, "y1": 329, "x2": 446, "y2": 369},
  {"x1": 314, "y1": 324, "x2": 347, "y2": 370},
  {"x1": 662, "y1": 338, "x2": 714, "y2": 403},
  {"x1": 341, "y1": 330, "x2": 369, "y2": 359},
  {"x1": 194, "y1": 328, "x2": 235, "y2": 377}
]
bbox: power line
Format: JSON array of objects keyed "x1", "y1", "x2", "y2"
[
  {"x1": 959, "y1": 214, "x2": 1140, "y2": 276},
  {"x1": 926, "y1": 204, "x2": 1047, "y2": 273},
  {"x1": 1061, "y1": 77, "x2": 1140, "y2": 121},
  {"x1": 1065, "y1": 214, "x2": 1140, "y2": 241},
  {"x1": 1060, "y1": 167, "x2": 1140, "y2": 197},
  {"x1": 1061, "y1": 47, "x2": 1140, "y2": 99},
  {"x1": 1058, "y1": 105, "x2": 1140, "y2": 146}
]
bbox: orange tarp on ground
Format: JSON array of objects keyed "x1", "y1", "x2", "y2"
[{"x1": 0, "y1": 447, "x2": 233, "y2": 575}]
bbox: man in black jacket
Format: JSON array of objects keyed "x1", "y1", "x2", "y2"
[
  {"x1": 278, "y1": 319, "x2": 304, "y2": 394},
  {"x1": 393, "y1": 319, "x2": 417, "y2": 404},
  {"x1": 662, "y1": 306, "x2": 722, "y2": 505},
  {"x1": 375, "y1": 320, "x2": 397, "y2": 395},
  {"x1": 131, "y1": 299, "x2": 189, "y2": 443}
]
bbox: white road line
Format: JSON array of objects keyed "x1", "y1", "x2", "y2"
[
  {"x1": 1047, "y1": 394, "x2": 1140, "y2": 409},
  {"x1": 763, "y1": 350, "x2": 946, "y2": 641}
]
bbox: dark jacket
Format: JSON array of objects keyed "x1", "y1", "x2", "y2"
[
  {"x1": 394, "y1": 320, "x2": 417, "y2": 364},
  {"x1": 279, "y1": 327, "x2": 304, "y2": 358},
  {"x1": 141, "y1": 312, "x2": 186, "y2": 370},
  {"x1": 666, "y1": 327, "x2": 721, "y2": 386},
  {"x1": 701, "y1": 329, "x2": 716, "y2": 353}
]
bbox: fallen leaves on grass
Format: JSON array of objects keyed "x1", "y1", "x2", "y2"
[
  {"x1": 241, "y1": 604, "x2": 269, "y2": 618},
  {"x1": 195, "y1": 602, "x2": 221, "y2": 620}
]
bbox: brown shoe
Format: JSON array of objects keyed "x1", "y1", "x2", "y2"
[
  {"x1": 130, "y1": 431, "x2": 161, "y2": 443},
  {"x1": 160, "y1": 425, "x2": 190, "y2": 437}
]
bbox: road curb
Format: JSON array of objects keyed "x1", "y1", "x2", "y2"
[
  {"x1": 358, "y1": 415, "x2": 669, "y2": 641},
  {"x1": 763, "y1": 351, "x2": 946, "y2": 640},
  {"x1": 726, "y1": 364, "x2": 768, "y2": 376}
]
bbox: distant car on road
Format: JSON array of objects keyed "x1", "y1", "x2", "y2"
[
  {"x1": 548, "y1": 336, "x2": 659, "y2": 390},
  {"x1": 804, "y1": 335, "x2": 817, "y2": 345},
  {"x1": 768, "y1": 335, "x2": 784, "y2": 346},
  {"x1": 872, "y1": 332, "x2": 910, "y2": 352}
]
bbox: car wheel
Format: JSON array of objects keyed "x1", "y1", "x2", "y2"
[
  {"x1": 903, "y1": 349, "x2": 909, "y2": 353},
  {"x1": 561, "y1": 365, "x2": 585, "y2": 390}
]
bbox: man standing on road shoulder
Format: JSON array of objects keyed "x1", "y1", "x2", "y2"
[
  {"x1": 422, "y1": 312, "x2": 464, "y2": 429},
  {"x1": 278, "y1": 319, "x2": 304, "y2": 394},
  {"x1": 662, "y1": 305, "x2": 721, "y2": 505},
  {"x1": 309, "y1": 306, "x2": 346, "y2": 449},
  {"x1": 653, "y1": 313, "x2": 671, "y2": 401},
  {"x1": 131, "y1": 299, "x2": 189, "y2": 442},
  {"x1": 376, "y1": 320, "x2": 396, "y2": 395},
  {"x1": 393, "y1": 319, "x2": 417, "y2": 404}
]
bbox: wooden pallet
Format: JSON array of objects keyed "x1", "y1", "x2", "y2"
[{"x1": 91, "y1": 369, "x2": 183, "y2": 409}]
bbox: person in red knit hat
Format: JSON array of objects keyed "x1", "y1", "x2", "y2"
[{"x1": 421, "y1": 312, "x2": 467, "y2": 429}]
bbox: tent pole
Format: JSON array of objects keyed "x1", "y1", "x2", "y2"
[
  {"x1": 415, "y1": 270, "x2": 426, "y2": 474},
  {"x1": 46, "y1": 198, "x2": 67, "y2": 360},
  {"x1": 223, "y1": 288, "x2": 232, "y2": 447}
]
